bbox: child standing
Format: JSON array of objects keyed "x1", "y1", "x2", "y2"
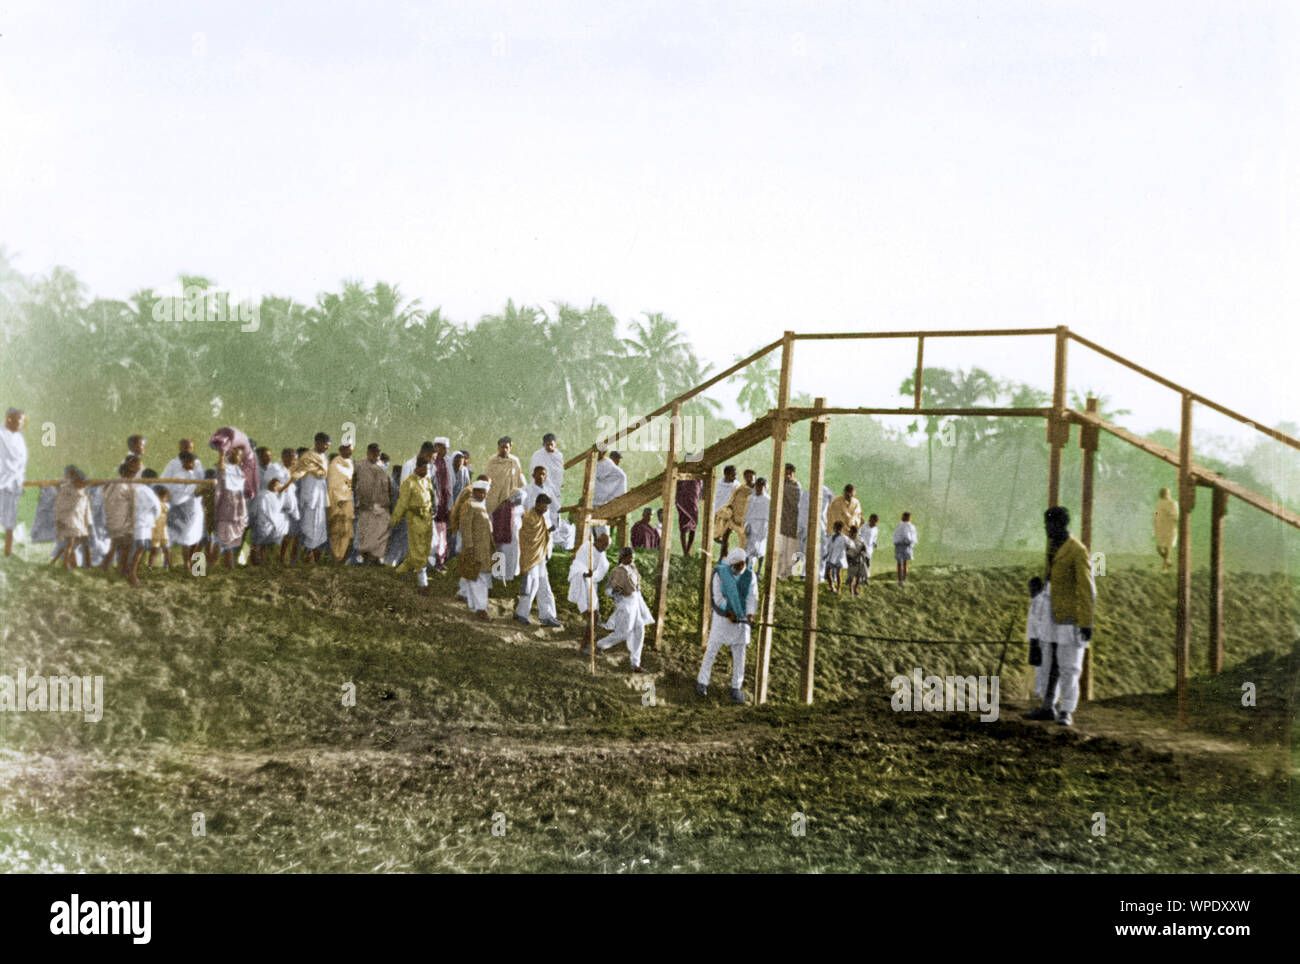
[
  {"x1": 824, "y1": 520, "x2": 849, "y2": 595},
  {"x1": 148, "y1": 486, "x2": 171, "y2": 569},
  {"x1": 102, "y1": 456, "x2": 140, "y2": 578},
  {"x1": 893, "y1": 511, "x2": 918, "y2": 587},
  {"x1": 1024, "y1": 576, "x2": 1054, "y2": 700},
  {"x1": 128, "y1": 476, "x2": 163, "y2": 587},
  {"x1": 845, "y1": 524, "x2": 870, "y2": 596},
  {"x1": 53, "y1": 466, "x2": 93, "y2": 569}
]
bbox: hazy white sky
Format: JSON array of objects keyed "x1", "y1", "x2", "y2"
[{"x1": 2, "y1": 1, "x2": 1296, "y2": 448}]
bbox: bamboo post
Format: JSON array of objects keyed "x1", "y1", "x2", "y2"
[
  {"x1": 1078, "y1": 396, "x2": 1098, "y2": 701},
  {"x1": 575, "y1": 450, "x2": 597, "y2": 550},
  {"x1": 1175, "y1": 393, "x2": 1195, "y2": 728},
  {"x1": 698, "y1": 467, "x2": 717, "y2": 649},
  {"x1": 799, "y1": 398, "x2": 828, "y2": 704},
  {"x1": 1209, "y1": 486, "x2": 1227, "y2": 676},
  {"x1": 755, "y1": 331, "x2": 795, "y2": 705},
  {"x1": 651, "y1": 403, "x2": 681, "y2": 651},
  {"x1": 913, "y1": 336, "x2": 925, "y2": 410},
  {"x1": 1047, "y1": 325, "x2": 1069, "y2": 509},
  {"x1": 588, "y1": 524, "x2": 597, "y2": 675}
]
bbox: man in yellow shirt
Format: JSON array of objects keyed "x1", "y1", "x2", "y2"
[
  {"x1": 326, "y1": 443, "x2": 355, "y2": 563},
  {"x1": 1025, "y1": 506, "x2": 1095, "y2": 727},
  {"x1": 391, "y1": 458, "x2": 434, "y2": 594},
  {"x1": 826, "y1": 484, "x2": 863, "y2": 536}
]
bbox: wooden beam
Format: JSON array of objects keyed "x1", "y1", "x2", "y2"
[
  {"x1": 698, "y1": 467, "x2": 717, "y2": 649},
  {"x1": 1068, "y1": 331, "x2": 1300, "y2": 453},
  {"x1": 800, "y1": 398, "x2": 829, "y2": 705},
  {"x1": 1047, "y1": 325, "x2": 1069, "y2": 510},
  {"x1": 574, "y1": 450, "x2": 596, "y2": 550},
  {"x1": 651, "y1": 403, "x2": 681, "y2": 652},
  {"x1": 1209, "y1": 487, "x2": 1228, "y2": 676},
  {"x1": 783, "y1": 406, "x2": 1051, "y2": 420},
  {"x1": 1175, "y1": 394, "x2": 1195, "y2": 729},
  {"x1": 564, "y1": 337, "x2": 785, "y2": 469},
  {"x1": 1078, "y1": 396, "x2": 1098, "y2": 702},
  {"x1": 1189, "y1": 467, "x2": 1300, "y2": 531},
  {"x1": 794, "y1": 327, "x2": 1058, "y2": 340},
  {"x1": 755, "y1": 331, "x2": 795, "y2": 705},
  {"x1": 913, "y1": 337, "x2": 924, "y2": 410},
  {"x1": 24, "y1": 478, "x2": 213, "y2": 487}
]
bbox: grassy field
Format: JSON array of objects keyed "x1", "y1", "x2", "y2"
[{"x1": 0, "y1": 547, "x2": 1296, "y2": 873}]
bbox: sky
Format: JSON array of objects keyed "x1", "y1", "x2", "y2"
[{"x1": 2, "y1": 0, "x2": 1296, "y2": 452}]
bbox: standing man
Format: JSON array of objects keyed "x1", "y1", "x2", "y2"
[
  {"x1": 1153, "y1": 487, "x2": 1178, "y2": 574},
  {"x1": 1025, "y1": 506, "x2": 1096, "y2": 727},
  {"x1": 0, "y1": 408, "x2": 28, "y2": 557},
  {"x1": 125, "y1": 434, "x2": 149, "y2": 474},
  {"x1": 287, "y1": 432, "x2": 331, "y2": 563},
  {"x1": 529, "y1": 433, "x2": 564, "y2": 533},
  {"x1": 568, "y1": 529, "x2": 611, "y2": 651},
  {"x1": 744, "y1": 477, "x2": 770, "y2": 574},
  {"x1": 715, "y1": 468, "x2": 755, "y2": 556},
  {"x1": 696, "y1": 548, "x2": 756, "y2": 703},
  {"x1": 485, "y1": 436, "x2": 526, "y2": 581},
  {"x1": 391, "y1": 457, "x2": 434, "y2": 594},
  {"x1": 826, "y1": 483, "x2": 863, "y2": 538},
  {"x1": 675, "y1": 475, "x2": 703, "y2": 556},
  {"x1": 591, "y1": 448, "x2": 627, "y2": 539},
  {"x1": 515, "y1": 494, "x2": 562, "y2": 627},
  {"x1": 429, "y1": 438, "x2": 453, "y2": 570},
  {"x1": 327, "y1": 443, "x2": 356, "y2": 563},
  {"x1": 163, "y1": 447, "x2": 206, "y2": 565},
  {"x1": 776, "y1": 463, "x2": 802, "y2": 578},
  {"x1": 712, "y1": 465, "x2": 739, "y2": 526},
  {"x1": 354, "y1": 443, "x2": 392, "y2": 565},
  {"x1": 458, "y1": 478, "x2": 495, "y2": 619}
]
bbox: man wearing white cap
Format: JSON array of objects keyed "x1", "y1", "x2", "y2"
[
  {"x1": 0, "y1": 408, "x2": 28, "y2": 557},
  {"x1": 697, "y1": 547, "x2": 756, "y2": 703},
  {"x1": 595, "y1": 546, "x2": 653, "y2": 672},
  {"x1": 458, "y1": 478, "x2": 495, "y2": 619}
]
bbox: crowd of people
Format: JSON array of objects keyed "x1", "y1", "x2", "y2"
[{"x1": 0, "y1": 407, "x2": 1094, "y2": 716}]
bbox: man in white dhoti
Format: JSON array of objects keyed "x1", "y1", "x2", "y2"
[
  {"x1": 595, "y1": 547, "x2": 653, "y2": 673},
  {"x1": 568, "y1": 530, "x2": 612, "y2": 650},
  {"x1": 529, "y1": 433, "x2": 564, "y2": 532},
  {"x1": 251, "y1": 446, "x2": 291, "y2": 564},
  {"x1": 287, "y1": 432, "x2": 331, "y2": 562},
  {"x1": 163, "y1": 448, "x2": 206, "y2": 565},
  {"x1": 0, "y1": 408, "x2": 28, "y2": 557},
  {"x1": 697, "y1": 548, "x2": 757, "y2": 703},
  {"x1": 591, "y1": 449, "x2": 627, "y2": 538},
  {"x1": 744, "y1": 477, "x2": 771, "y2": 574},
  {"x1": 515, "y1": 495, "x2": 562, "y2": 627}
]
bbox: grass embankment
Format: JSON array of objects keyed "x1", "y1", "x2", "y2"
[{"x1": 0, "y1": 551, "x2": 1295, "y2": 873}]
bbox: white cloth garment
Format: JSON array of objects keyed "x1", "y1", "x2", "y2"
[
  {"x1": 298, "y1": 474, "x2": 328, "y2": 549},
  {"x1": 698, "y1": 568, "x2": 758, "y2": 689},
  {"x1": 713, "y1": 479, "x2": 737, "y2": 514},
  {"x1": 252, "y1": 463, "x2": 290, "y2": 544},
  {"x1": 133, "y1": 484, "x2": 163, "y2": 542},
  {"x1": 0, "y1": 426, "x2": 28, "y2": 493},
  {"x1": 1028, "y1": 587, "x2": 1055, "y2": 699},
  {"x1": 528, "y1": 446, "x2": 564, "y2": 530},
  {"x1": 598, "y1": 565, "x2": 653, "y2": 668},
  {"x1": 824, "y1": 532, "x2": 849, "y2": 567},
  {"x1": 464, "y1": 571, "x2": 491, "y2": 611},
  {"x1": 516, "y1": 561, "x2": 557, "y2": 622},
  {"x1": 1043, "y1": 622, "x2": 1088, "y2": 715},
  {"x1": 568, "y1": 534, "x2": 611, "y2": 613},
  {"x1": 744, "y1": 492, "x2": 770, "y2": 561},
  {"x1": 863, "y1": 524, "x2": 879, "y2": 558},
  {"x1": 592, "y1": 458, "x2": 627, "y2": 507}
]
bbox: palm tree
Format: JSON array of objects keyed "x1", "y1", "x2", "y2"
[
  {"x1": 899, "y1": 367, "x2": 958, "y2": 486},
  {"x1": 731, "y1": 351, "x2": 779, "y2": 420},
  {"x1": 992, "y1": 381, "x2": 1051, "y2": 548},
  {"x1": 927, "y1": 367, "x2": 1000, "y2": 548}
]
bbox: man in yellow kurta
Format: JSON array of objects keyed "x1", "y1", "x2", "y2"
[
  {"x1": 826, "y1": 484, "x2": 863, "y2": 536},
  {"x1": 714, "y1": 468, "x2": 755, "y2": 554},
  {"x1": 458, "y1": 478, "x2": 495, "y2": 619},
  {"x1": 515, "y1": 494, "x2": 561, "y2": 626},
  {"x1": 326, "y1": 443, "x2": 355, "y2": 563},
  {"x1": 391, "y1": 458, "x2": 434, "y2": 594},
  {"x1": 485, "y1": 436, "x2": 527, "y2": 578},
  {"x1": 1153, "y1": 486, "x2": 1178, "y2": 573},
  {"x1": 1025, "y1": 506, "x2": 1096, "y2": 727}
]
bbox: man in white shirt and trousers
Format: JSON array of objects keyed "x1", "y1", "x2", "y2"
[
  {"x1": 0, "y1": 408, "x2": 29, "y2": 557},
  {"x1": 697, "y1": 547, "x2": 757, "y2": 703}
]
